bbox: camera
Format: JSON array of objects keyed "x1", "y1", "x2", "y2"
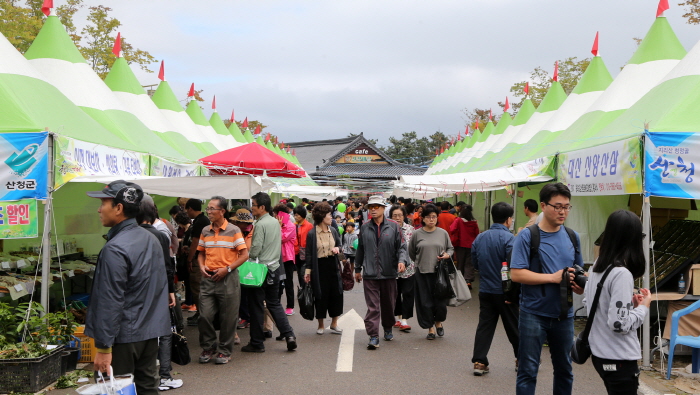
[{"x1": 572, "y1": 264, "x2": 588, "y2": 288}]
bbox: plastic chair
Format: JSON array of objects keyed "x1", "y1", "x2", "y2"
[{"x1": 666, "y1": 298, "x2": 700, "y2": 379}]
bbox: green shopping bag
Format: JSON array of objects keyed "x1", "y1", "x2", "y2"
[{"x1": 238, "y1": 260, "x2": 268, "y2": 287}]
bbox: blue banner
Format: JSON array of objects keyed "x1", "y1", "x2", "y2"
[
  {"x1": 645, "y1": 132, "x2": 699, "y2": 199},
  {"x1": 0, "y1": 132, "x2": 48, "y2": 200}
]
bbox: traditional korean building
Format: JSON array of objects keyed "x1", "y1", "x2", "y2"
[{"x1": 287, "y1": 133, "x2": 425, "y2": 192}]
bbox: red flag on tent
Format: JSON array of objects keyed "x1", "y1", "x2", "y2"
[
  {"x1": 657, "y1": 0, "x2": 669, "y2": 17},
  {"x1": 475, "y1": 118, "x2": 480, "y2": 131},
  {"x1": 112, "y1": 33, "x2": 121, "y2": 57},
  {"x1": 230, "y1": 109, "x2": 235, "y2": 123},
  {"x1": 212, "y1": 95, "x2": 216, "y2": 110},
  {"x1": 265, "y1": 133, "x2": 270, "y2": 142},
  {"x1": 435, "y1": 149, "x2": 439, "y2": 155},
  {"x1": 273, "y1": 136, "x2": 278, "y2": 144},
  {"x1": 41, "y1": 0, "x2": 53, "y2": 16},
  {"x1": 524, "y1": 82, "x2": 529, "y2": 96},
  {"x1": 504, "y1": 97, "x2": 510, "y2": 112},
  {"x1": 489, "y1": 109, "x2": 493, "y2": 120},
  {"x1": 188, "y1": 83, "x2": 195, "y2": 98},
  {"x1": 465, "y1": 125, "x2": 469, "y2": 137},
  {"x1": 591, "y1": 32, "x2": 599, "y2": 56},
  {"x1": 158, "y1": 61, "x2": 165, "y2": 81},
  {"x1": 254, "y1": 125, "x2": 261, "y2": 135},
  {"x1": 440, "y1": 147, "x2": 445, "y2": 154},
  {"x1": 292, "y1": 149, "x2": 296, "y2": 156},
  {"x1": 553, "y1": 61, "x2": 559, "y2": 82},
  {"x1": 242, "y1": 117, "x2": 249, "y2": 128}
]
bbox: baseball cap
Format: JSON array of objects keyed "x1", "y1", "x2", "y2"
[
  {"x1": 86, "y1": 180, "x2": 144, "y2": 206},
  {"x1": 367, "y1": 195, "x2": 385, "y2": 206}
]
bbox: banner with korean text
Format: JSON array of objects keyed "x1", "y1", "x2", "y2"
[
  {"x1": 54, "y1": 135, "x2": 150, "y2": 189},
  {"x1": 645, "y1": 132, "x2": 700, "y2": 199},
  {"x1": 149, "y1": 156, "x2": 204, "y2": 178},
  {"x1": 0, "y1": 132, "x2": 48, "y2": 200},
  {"x1": 0, "y1": 199, "x2": 38, "y2": 239},
  {"x1": 557, "y1": 136, "x2": 642, "y2": 196}
]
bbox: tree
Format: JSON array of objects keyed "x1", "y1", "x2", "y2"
[
  {"x1": 231, "y1": 120, "x2": 268, "y2": 133},
  {"x1": 461, "y1": 108, "x2": 499, "y2": 132},
  {"x1": 679, "y1": 0, "x2": 700, "y2": 24},
  {"x1": 504, "y1": 57, "x2": 590, "y2": 114},
  {"x1": 79, "y1": 5, "x2": 156, "y2": 79},
  {"x1": 381, "y1": 131, "x2": 451, "y2": 166},
  {"x1": 0, "y1": 0, "x2": 44, "y2": 53}
]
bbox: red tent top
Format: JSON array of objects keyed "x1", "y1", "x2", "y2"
[{"x1": 200, "y1": 143, "x2": 306, "y2": 178}]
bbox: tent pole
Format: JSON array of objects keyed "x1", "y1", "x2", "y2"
[
  {"x1": 40, "y1": 133, "x2": 54, "y2": 314},
  {"x1": 511, "y1": 184, "x2": 518, "y2": 232},
  {"x1": 641, "y1": 194, "x2": 651, "y2": 368}
]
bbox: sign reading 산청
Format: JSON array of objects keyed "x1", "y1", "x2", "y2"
[
  {"x1": 0, "y1": 132, "x2": 48, "y2": 200},
  {"x1": 0, "y1": 199, "x2": 38, "y2": 239},
  {"x1": 54, "y1": 135, "x2": 150, "y2": 189},
  {"x1": 645, "y1": 132, "x2": 700, "y2": 199},
  {"x1": 557, "y1": 137, "x2": 642, "y2": 196}
]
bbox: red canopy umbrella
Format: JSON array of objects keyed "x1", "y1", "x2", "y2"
[{"x1": 200, "y1": 143, "x2": 306, "y2": 178}]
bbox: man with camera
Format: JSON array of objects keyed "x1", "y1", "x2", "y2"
[{"x1": 510, "y1": 183, "x2": 584, "y2": 395}]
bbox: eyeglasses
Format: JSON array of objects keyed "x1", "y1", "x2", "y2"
[
  {"x1": 205, "y1": 207, "x2": 224, "y2": 212},
  {"x1": 368, "y1": 205, "x2": 382, "y2": 210},
  {"x1": 424, "y1": 215, "x2": 438, "y2": 220},
  {"x1": 545, "y1": 203, "x2": 573, "y2": 212}
]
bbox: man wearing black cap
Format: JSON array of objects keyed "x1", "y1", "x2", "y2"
[{"x1": 85, "y1": 180, "x2": 170, "y2": 395}]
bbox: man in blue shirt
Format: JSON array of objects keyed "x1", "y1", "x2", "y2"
[
  {"x1": 470, "y1": 202, "x2": 518, "y2": 376},
  {"x1": 511, "y1": 183, "x2": 584, "y2": 395}
]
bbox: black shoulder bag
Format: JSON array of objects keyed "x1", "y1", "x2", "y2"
[{"x1": 570, "y1": 265, "x2": 614, "y2": 364}]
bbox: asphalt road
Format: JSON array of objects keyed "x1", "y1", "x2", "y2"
[{"x1": 54, "y1": 276, "x2": 609, "y2": 395}]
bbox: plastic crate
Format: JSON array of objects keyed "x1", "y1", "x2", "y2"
[
  {"x1": 0, "y1": 346, "x2": 63, "y2": 393},
  {"x1": 74, "y1": 326, "x2": 97, "y2": 363}
]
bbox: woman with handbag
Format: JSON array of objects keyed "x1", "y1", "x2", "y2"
[
  {"x1": 583, "y1": 210, "x2": 651, "y2": 395},
  {"x1": 303, "y1": 202, "x2": 344, "y2": 335},
  {"x1": 408, "y1": 203, "x2": 454, "y2": 340},
  {"x1": 390, "y1": 205, "x2": 416, "y2": 332},
  {"x1": 449, "y1": 204, "x2": 479, "y2": 288}
]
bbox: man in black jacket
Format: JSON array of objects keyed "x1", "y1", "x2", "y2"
[{"x1": 86, "y1": 181, "x2": 170, "y2": 395}]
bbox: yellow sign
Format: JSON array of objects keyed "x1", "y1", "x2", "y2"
[{"x1": 337, "y1": 154, "x2": 387, "y2": 164}]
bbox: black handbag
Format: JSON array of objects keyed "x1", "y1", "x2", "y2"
[
  {"x1": 570, "y1": 265, "x2": 614, "y2": 364},
  {"x1": 298, "y1": 283, "x2": 315, "y2": 321},
  {"x1": 434, "y1": 257, "x2": 456, "y2": 300},
  {"x1": 170, "y1": 308, "x2": 191, "y2": 365}
]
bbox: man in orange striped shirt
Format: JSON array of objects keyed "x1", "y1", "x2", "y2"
[{"x1": 197, "y1": 196, "x2": 248, "y2": 365}]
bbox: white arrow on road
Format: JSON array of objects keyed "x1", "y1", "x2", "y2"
[{"x1": 334, "y1": 308, "x2": 365, "y2": 372}]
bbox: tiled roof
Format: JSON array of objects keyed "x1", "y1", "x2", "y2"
[
  {"x1": 310, "y1": 163, "x2": 426, "y2": 179},
  {"x1": 287, "y1": 136, "x2": 357, "y2": 172}
]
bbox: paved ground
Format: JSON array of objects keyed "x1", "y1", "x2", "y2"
[{"x1": 51, "y1": 277, "x2": 615, "y2": 395}]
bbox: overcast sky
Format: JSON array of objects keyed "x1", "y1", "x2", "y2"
[{"x1": 75, "y1": 0, "x2": 699, "y2": 147}]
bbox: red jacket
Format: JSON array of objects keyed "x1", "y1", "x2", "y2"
[
  {"x1": 295, "y1": 220, "x2": 313, "y2": 255},
  {"x1": 437, "y1": 211, "x2": 456, "y2": 233},
  {"x1": 449, "y1": 218, "x2": 480, "y2": 248}
]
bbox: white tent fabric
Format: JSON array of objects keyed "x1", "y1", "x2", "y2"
[
  {"x1": 398, "y1": 160, "x2": 553, "y2": 192},
  {"x1": 270, "y1": 184, "x2": 348, "y2": 200},
  {"x1": 68, "y1": 175, "x2": 273, "y2": 199}
]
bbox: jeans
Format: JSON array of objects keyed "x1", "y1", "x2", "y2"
[{"x1": 516, "y1": 310, "x2": 573, "y2": 395}]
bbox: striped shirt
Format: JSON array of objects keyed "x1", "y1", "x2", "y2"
[{"x1": 197, "y1": 221, "x2": 246, "y2": 270}]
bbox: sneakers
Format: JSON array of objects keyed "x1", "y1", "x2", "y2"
[
  {"x1": 199, "y1": 349, "x2": 216, "y2": 364},
  {"x1": 367, "y1": 336, "x2": 380, "y2": 350},
  {"x1": 241, "y1": 344, "x2": 265, "y2": 353},
  {"x1": 399, "y1": 324, "x2": 411, "y2": 332},
  {"x1": 393, "y1": 320, "x2": 401, "y2": 328},
  {"x1": 473, "y1": 362, "x2": 490, "y2": 376},
  {"x1": 187, "y1": 313, "x2": 199, "y2": 326},
  {"x1": 237, "y1": 319, "x2": 250, "y2": 329},
  {"x1": 159, "y1": 378, "x2": 183, "y2": 390},
  {"x1": 285, "y1": 308, "x2": 294, "y2": 316},
  {"x1": 214, "y1": 353, "x2": 231, "y2": 364},
  {"x1": 286, "y1": 336, "x2": 297, "y2": 351},
  {"x1": 383, "y1": 330, "x2": 394, "y2": 341}
]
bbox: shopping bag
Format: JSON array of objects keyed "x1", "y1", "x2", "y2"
[
  {"x1": 298, "y1": 284, "x2": 315, "y2": 321},
  {"x1": 238, "y1": 259, "x2": 268, "y2": 287},
  {"x1": 169, "y1": 307, "x2": 190, "y2": 365},
  {"x1": 448, "y1": 268, "x2": 472, "y2": 307},
  {"x1": 433, "y1": 258, "x2": 456, "y2": 300},
  {"x1": 76, "y1": 368, "x2": 136, "y2": 395}
]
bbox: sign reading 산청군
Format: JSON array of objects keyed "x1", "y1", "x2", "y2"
[
  {"x1": 557, "y1": 137, "x2": 642, "y2": 196},
  {"x1": 0, "y1": 132, "x2": 48, "y2": 200},
  {"x1": 645, "y1": 132, "x2": 700, "y2": 199},
  {"x1": 0, "y1": 199, "x2": 38, "y2": 239}
]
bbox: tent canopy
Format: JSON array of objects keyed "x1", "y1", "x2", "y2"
[{"x1": 201, "y1": 143, "x2": 307, "y2": 178}]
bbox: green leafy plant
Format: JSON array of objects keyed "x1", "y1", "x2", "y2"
[{"x1": 55, "y1": 369, "x2": 92, "y2": 389}]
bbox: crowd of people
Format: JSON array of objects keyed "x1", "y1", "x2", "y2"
[{"x1": 83, "y1": 181, "x2": 650, "y2": 395}]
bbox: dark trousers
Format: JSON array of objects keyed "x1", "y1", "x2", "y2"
[
  {"x1": 112, "y1": 338, "x2": 159, "y2": 395},
  {"x1": 177, "y1": 261, "x2": 193, "y2": 305},
  {"x1": 472, "y1": 292, "x2": 519, "y2": 366},
  {"x1": 414, "y1": 269, "x2": 448, "y2": 329},
  {"x1": 279, "y1": 260, "x2": 296, "y2": 308},
  {"x1": 314, "y1": 257, "x2": 343, "y2": 319},
  {"x1": 394, "y1": 275, "x2": 415, "y2": 319},
  {"x1": 592, "y1": 356, "x2": 640, "y2": 395},
  {"x1": 455, "y1": 246, "x2": 474, "y2": 282},
  {"x1": 248, "y1": 266, "x2": 295, "y2": 348},
  {"x1": 294, "y1": 254, "x2": 305, "y2": 287},
  {"x1": 199, "y1": 272, "x2": 240, "y2": 356},
  {"x1": 239, "y1": 287, "x2": 250, "y2": 321},
  {"x1": 362, "y1": 278, "x2": 397, "y2": 337}
]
